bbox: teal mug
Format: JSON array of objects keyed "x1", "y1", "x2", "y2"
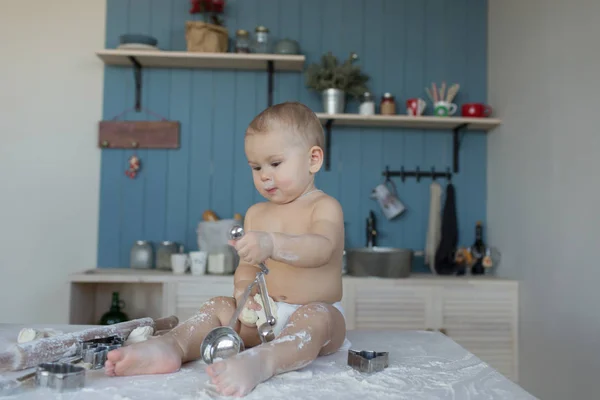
[{"x1": 433, "y1": 101, "x2": 457, "y2": 117}]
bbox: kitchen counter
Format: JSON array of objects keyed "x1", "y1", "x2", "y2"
[
  {"x1": 69, "y1": 268, "x2": 515, "y2": 284},
  {"x1": 0, "y1": 323, "x2": 535, "y2": 399}
]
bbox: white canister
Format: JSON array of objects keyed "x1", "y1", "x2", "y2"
[{"x1": 359, "y1": 92, "x2": 375, "y2": 115}]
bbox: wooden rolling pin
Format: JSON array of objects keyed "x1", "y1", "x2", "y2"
[{"x1": 0, "y1": 315, "x2": 179, "y2": 372}]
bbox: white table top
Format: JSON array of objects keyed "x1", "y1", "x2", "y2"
[{"x1": 0, "y1": 324, "x2": 536, "y2": 400}]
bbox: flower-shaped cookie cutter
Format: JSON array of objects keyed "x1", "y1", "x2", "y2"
[
  {"x1": 78, "y1": 335, "x2": 124, "y2": 370},
  {"x1": 347, "y1": 349, "x2": 389, "y2": 373}
]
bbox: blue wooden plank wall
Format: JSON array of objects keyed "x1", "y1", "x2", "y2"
[{"x1": 98, "y1": 0, "x2": 489, "y2": 270}]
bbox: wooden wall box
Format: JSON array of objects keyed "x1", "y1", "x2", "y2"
[{"x1": 98, "y1": 121, "x2": 180, "y2": 149}]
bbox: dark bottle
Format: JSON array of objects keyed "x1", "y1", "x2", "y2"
[
  {"x1": 100, "y1": 292, "x2": 129, "y2": 325},
  {"x1": 471, "y1": 221, "x2": 486, "y2": 275}
]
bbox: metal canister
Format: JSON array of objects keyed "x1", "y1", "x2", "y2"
[
  {"x1": 130, "y1": 241, "x2": 153, "y2": 269},
  {"x1": 156, "y1": 241, "x2": 178, "y2": 270}
]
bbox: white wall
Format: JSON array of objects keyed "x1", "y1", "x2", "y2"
[
  {"x1": 488, "y1": 1, "x2": 600, "y2": 398},
  {"x1": 0, "y1": 0, "x2": 106, "y2": 323}
]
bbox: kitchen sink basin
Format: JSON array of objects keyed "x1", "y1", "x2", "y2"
[{"x1": 346, "y1": 247, "x2": 413, "y2": 278}]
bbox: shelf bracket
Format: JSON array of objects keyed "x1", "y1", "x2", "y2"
[
  {"x1": 325, "y1": 119, "x2": 333, "y2": 171},
  {"x1": 267, "y1": 60, "x2": 274, "y2": 107},
  {"x1": 452, "y1": 123, "x2": 468, "y2": 173},
  {"x1": 127, "y1": 56, "x2": 142, "y2": 112}
]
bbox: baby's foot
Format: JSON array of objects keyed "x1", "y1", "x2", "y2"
[
  {"x1": 105, "y1": 337, "x2": 183, "y2": 376},
  {"x1": 205, "y1": 348, "x2": 274, "y2": 397}
]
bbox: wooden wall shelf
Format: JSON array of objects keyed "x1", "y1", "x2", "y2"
[
  {"x1": 96, "y1": 49, "x2": 306, "y2": 71},
  {"x1": 96, "y1": 49, "x2": 305, "y2": 110},
  {"x1": 316, "y1": 113, "x2": 502, "y2": 172},
  {"x1": 316, "y1": 113, "x2": 501, "y2": 131}
]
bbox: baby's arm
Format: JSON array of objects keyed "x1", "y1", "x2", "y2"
[
  {"x1": 270, "y1": 196, "x2": 343, "y2": 268},
  {"x1": 233, "y1": 205, "x2": 261, "y2": 298}
]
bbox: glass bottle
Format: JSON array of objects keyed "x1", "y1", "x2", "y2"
[
  {"x1": 251, "y1": 26, "x2": 270, "y2": 53},
  {"x1": 380, "y1": 92, "x2": 396, "y2": 115},
  {"x1": 99, "y1": 292, "x2": 129, "y2": 325},
  {"x1": 235, "y1": 29, "x2": 250, "y2": 53},
  {"x1": 471, "y1": 221, "x2": 486, "y2": 275}
]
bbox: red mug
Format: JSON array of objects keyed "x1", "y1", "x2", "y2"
[
  {"x1": 406, "y1": 98, "x2": 426, "y2": 116},
  {"x1": 461, "y1": 103, "x2": 492, "y2": 117}
]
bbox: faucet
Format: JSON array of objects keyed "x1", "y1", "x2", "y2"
[{"x1": 366, "y1": 210, "x2": 377, "y2": 248}]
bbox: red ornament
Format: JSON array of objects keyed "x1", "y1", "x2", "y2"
[{"x1": 125, "y1": 155, "x2": 141, "y2": 179}]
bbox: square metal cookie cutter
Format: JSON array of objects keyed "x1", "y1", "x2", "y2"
[
  {"x1": 35, "y1": 362, "x2": 86, "y2": 392},
  {"x1": 347, "y1": 350, "x2": 389, "y2": 373},
  {"x1": 78, "y1": 335, "x2": 124, "y2": 370}
]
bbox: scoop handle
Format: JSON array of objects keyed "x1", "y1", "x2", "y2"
[{"x1": 228, "y1": 280, "x2": 256, "y2": 328}]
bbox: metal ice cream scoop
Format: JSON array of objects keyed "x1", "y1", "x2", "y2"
[
  {"x1": 200, "y1": 226, "x2": 277, "y2": 364},
  {"x1": 230, "y1": 226, "x2": 277, "y2": 341}
]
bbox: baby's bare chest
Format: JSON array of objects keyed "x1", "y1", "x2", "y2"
[{"x1": 252, "y1": 204, "x2": 313, "y2": 234}]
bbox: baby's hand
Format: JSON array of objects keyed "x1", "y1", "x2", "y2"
[
  {"x1": 228, "y1": 231, "x2": 274, "y2": 265},
  {"x1": 237, "y1": 294, "x2": 263, "y2": 328}
]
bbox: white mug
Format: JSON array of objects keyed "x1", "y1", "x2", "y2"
[
  {"x1": 189, "y1": 251, "x2": 207, "y2": 276},
  {"x1": 171, "y1": 253, "x2": 190, "y2": 275},
  {"x1": 371, "y1": 182, "x2": 406, "y2": 220},
  {"x1": 433, "y1": 101, "x2": 457, "y2": 116}
]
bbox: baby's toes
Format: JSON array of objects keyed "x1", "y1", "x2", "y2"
[{"x1": 218, "y1": 383, "x2": 240, "y2": 397}]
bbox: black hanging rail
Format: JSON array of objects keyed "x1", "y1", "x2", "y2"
[{"x1": 382, "y1": 165, "x2": 452, "y2": 183}]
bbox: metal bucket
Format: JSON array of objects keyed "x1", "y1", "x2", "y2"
[{"x1": 322, "y1": 88, "x2": 346, "y2": 114}]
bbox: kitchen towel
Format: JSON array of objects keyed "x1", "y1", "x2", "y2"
[
  {"x1": 425, "y1": 181, "x2": 443, "y2": 274},
  {"x1": 434, "y1": 183, "x2": 458, "y2": 275}
]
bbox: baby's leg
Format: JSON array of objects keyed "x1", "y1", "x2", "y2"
[
  {"x1": 205, "y1": 302, "x2": 345, "y2": 397},
  {"x1": 106, "y1": 297, "x2": 243, "y2": 376}
]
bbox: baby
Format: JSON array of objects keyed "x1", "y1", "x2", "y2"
[{"x1": 105, "y1": 101, "x2": 347, "y2": 397}]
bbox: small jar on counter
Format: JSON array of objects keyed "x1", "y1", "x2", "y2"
[
  {"x1": 207, "y1": 246, "x2": 236, "y2": 275},
  {"x1": 380, "y1": 92, "x2": 396, "y2": 115},
  {"x1": 252, "y1": 26, "x2": 270, "y2": 53},
  {"x1": 156, "y1": 241, "x2": 179, "y2": 270},
  {"x1": 359, "y1": 92, "x2": 375, "y2": 115},
  {"x1": 235, "y1": 29, "x2": 250, "y2": 53},
  {"x1": 130, "y1": 240, "x2": 153, "y2": 269}
]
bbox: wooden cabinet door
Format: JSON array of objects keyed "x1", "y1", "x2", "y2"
[
  {"x1": 353, "y1": 281, "x2": 434, "y2": 330},
  {"x1": 439, "y1": 283, "x2": 519, "y2": 382}
]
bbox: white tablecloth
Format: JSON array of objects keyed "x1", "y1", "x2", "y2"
[{"x1": 0, "y1": 324, "x2": 536, "y2": 399}]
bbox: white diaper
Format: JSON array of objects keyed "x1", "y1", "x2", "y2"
[{"x1": 269, "y1": 301, "x2": 346, "y2": 338}]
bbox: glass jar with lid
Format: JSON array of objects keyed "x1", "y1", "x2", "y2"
[
  {"x1": 251, "y1": 26, "x2": 270, "y2": 53},
  {"x1": 130, "y1": 240, "x2": 153, "y2": 269},
  {"x1": 380, "y1": 92, "x2": 396, "y2": 115},
  {"x1": 235, "y1": 29, "x2": 250, "y2": 53},
  {"x1": 156, "y1": 241, "x2": 179, "y2": 270}
]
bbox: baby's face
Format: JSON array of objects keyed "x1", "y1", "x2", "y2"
[{"x1": 245, "y1": 130, "x2": 312, "y2": 204}]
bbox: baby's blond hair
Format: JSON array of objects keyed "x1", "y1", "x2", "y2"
[{"x1": 246, "y1": 101, "x2": 324, "y2": 149}]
